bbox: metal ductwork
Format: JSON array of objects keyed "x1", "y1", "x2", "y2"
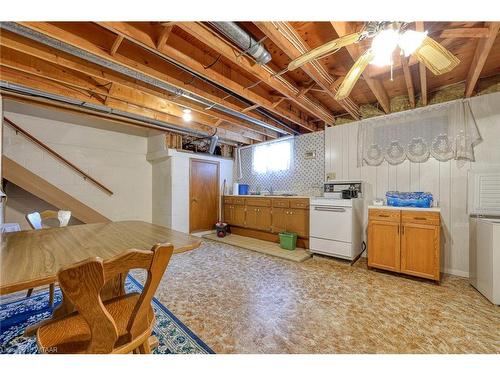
[
  {"x1": 0, "y1": 22, "x2": 295, "y2": 135},
  {"x1": 209, "y1": 22, "x2": 272, "y2": 65}
]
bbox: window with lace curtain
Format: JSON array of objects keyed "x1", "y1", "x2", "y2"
[{"x1": 252, "y1": 139, "x2": 292, "y2": 174}]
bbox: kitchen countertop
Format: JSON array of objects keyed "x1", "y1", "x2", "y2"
[
  {"x1": 224, "y1": 195, "x2": 311, "y2": 199},
  {"x1": 368, "y1": 205, "x2": 441, "y2": 212}
]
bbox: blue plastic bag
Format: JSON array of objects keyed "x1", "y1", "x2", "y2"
[{"x1": 386, "y1": 191, "x2": 433, "y2": 208}]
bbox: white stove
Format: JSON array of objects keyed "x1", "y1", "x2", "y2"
[{"x1": 309, "y1": 181, "x2": 364, "y2": 261}]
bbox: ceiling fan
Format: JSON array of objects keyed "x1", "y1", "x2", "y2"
[{"x1": 287, "y1": 22, "x2": 460, "y2": 101}]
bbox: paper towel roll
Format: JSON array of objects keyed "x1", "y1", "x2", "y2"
[{"x1": 232, "y1": 183, "x2": 239, "y2": 196}]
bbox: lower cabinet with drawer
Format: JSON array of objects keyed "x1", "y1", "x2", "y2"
[
  {"x1": 368, "y1": 208, "x2": 441, "y2": 281},
  {"x1": 222, "y1": 196, "x2": 309, "y2": 247}
]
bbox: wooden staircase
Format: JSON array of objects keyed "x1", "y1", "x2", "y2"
[{"x1": 2, "y1": 156, "x2": 110, "y2": 224}]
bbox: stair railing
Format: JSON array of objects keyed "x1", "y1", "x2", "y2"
[{"x1": 3, "y1": 117, "x2": 113, "y2": 195}]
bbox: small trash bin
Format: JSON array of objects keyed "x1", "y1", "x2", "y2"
[{"x1": 279, "y1": 232, "x2": 297, "y2": 250}]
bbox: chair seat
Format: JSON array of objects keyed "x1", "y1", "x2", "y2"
[{"x1": 37, "y1": 293, "x2": 154, "y2": 354}]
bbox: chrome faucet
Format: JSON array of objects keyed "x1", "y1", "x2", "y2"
[{"x1": 268, "y1": 186, "x2": 274, "y2": 196}]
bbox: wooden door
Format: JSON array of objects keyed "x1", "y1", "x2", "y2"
[
  {"x1": 401, "y1": 223, "x2": 440, "y2": 280},
  {"x1": 287, "y1": 209, "x2": 309, "y2": 237},
  {"x1": 232, "y1": 205, "x2": 246, "y2": 227},
  {"x1": 368, "y1": 220, "x2": 401, "y2": 272},
  {"x1": 189, "y1": 159, "x2": 219, "y2": 233},
  {"x1": 271, "y1": 208, "x2": 287, "y2": 233}
]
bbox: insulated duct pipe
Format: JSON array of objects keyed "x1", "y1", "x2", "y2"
[
  {"x1": 0, "y1": 22, "x2": 295, "y2": 135},
  {"x1": 209, "y1": 22, "x2": 272, "y2": 65}
]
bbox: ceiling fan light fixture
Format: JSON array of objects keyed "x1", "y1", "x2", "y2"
[
  {"x1": 370, "y1": 29, "x2": 399, "y2": 67},
  {"x1": 399, "y1": 30, "x2": 428, "y2": 57}
]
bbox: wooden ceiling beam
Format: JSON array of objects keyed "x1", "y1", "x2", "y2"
[
  {"x1": 0, "y1": 48, "x2": 267, "y2": 142},
  {"x1": 401, "y1": 56, "x2": 416, "y2": 108},
  {"x1": 156, "y1": 25, "x2": 173, "y2": 51},
  {"x1": 0, "y1": 30, "x2": 278, "y2": 140},
  {"x1": 416, "y1": 22, "x2": 428, "y2": 106},
  {"x1": 174, "y1": 22, "x2": 335, "y2": 127},
  {"x1": 255, "y1": 21, "x2": 360, "y2": 120},
  {"x1": 330, "y1": 21, "x2": 391, "y2": 114},
  {"x1": 0, "y1": 66, "x2": 253, "y2": 145},
  {"x1": 13, "y1": 23, "x2": 288, "y2": 136},
  {"x1": 94, "y1": 21, "x2": 310, "y2": 132},
  {"x1": 465, "y1": 22, "x2": 500, "y2": 98},
  {"x1": 110, "y1": 35, "x2": 124, "y2": 56},
  {"x1": 439, "y1": 27, "x2": 490, "y2": 39}
]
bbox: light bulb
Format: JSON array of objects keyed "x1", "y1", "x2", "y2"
[
  {"x1": 182, "y1": 108, "x2": 192, "y2": 122},
  {"x1": 398, "y1": 30, "x2": 427, "y2": 57},
  {"x1": 370, "y1": 29, "x2": 399, "y2": 67}
]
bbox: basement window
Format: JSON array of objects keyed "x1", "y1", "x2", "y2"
[{"x1": 252, "y1": 139, "x2": 292, "y2": 174}]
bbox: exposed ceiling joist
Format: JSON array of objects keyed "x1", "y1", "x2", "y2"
[
  {"x1": 174, "y1": 22, "x2": 335, "y2": 127},
  {"x1": 401, "y1": 56, "x2": 416, "y2": 108},
  {"x1": 1, "y1": 67, "x2": 254, "y2": 145},
  {"x1": 11, "y1": 22, "x2": 290, "y2": 136},
  {"x1": 0, "y1": 47, "x2": 267, "y2": 142},
  {"x1": 416, "y1": 22, "x2": 428, "y2": 106},
  {"x1": 110, "y1": 35, "x2": 124, "y2": 56},
  {"x1": 439, "y1": 27, "x2": 491, "y2": 39},
  {"x1": 254, "y1": 21, "x2": 361, "y2": 121},
  {"x1": 465, "y1": 22, "x2": 500, "y2": 98},
  {"x1": 330, "y1": 21, "x2": 391, "y2": 114},
  {"x1": 94, "y1": 21, "x2": 310, "y2": 132},
  {"x1": 0, "y1": 30, "x2": 279, "y2": 140},
  {"x1": 156, "y1": 25, "x2": 174, "y2": 50}
]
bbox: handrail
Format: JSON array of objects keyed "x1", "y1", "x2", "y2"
[{"x1": 3, "y1": 117, "x2": 114, "y2": 195}]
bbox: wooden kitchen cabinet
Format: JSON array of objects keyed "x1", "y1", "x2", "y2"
[
  {"x1": 232, "y1": 205, "x2": 246, "y2": 227},
  {"x1": 246, "y1": 206, "x2": 272, "y2": 231},
  {"x1": 368, "y1": 208, "x2": 441, "y2": 281},
  {"x1": 222, "y1": 196, "x2": 310, "y2": 245},
  {"x1": 368, "y1": 220, "x2": 401, "y2": 272},
  {"x1": 271, "y1": 207, "x2": 287, "y2": 233},
  {"x1": 287, "y1": 208, "x2": 309, "y2": 237},
  {"x1": 400, "y1": 222, "x2": 440, "y2": 280}
]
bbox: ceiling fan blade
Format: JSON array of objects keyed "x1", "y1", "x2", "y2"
[
  {"x1": 288, "y1": 32, "x2": 362, "y2": 71},
  {"x1": 334, "y1": 50, "x2": 374, "y2": 101},
  {"x1": 413, "y1": 36, "x2": 460, "y2": 75}
]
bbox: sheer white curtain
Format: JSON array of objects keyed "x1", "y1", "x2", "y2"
[{"x1": 357, "y1": 99, "x2": 482, "y2": 167}]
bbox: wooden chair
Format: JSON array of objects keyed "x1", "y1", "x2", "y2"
[
  {"x1": 36, "y1": 243, "x2": 174, "y2": 354},
  {"x1": 26, "y1": 210, "x2": 72, "y2": 230},
  {"x1": 25, "y1": 210, "x2": 72, "y2": 306}
]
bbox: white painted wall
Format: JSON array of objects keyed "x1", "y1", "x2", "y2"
[
  {"x1": 325, "y1": 92, "x2": 500, "y2": 277},
  {"x1": 148, "y1": 135, "x2": 233, "y2": 233},
  {"x1": 2, "y1": 108, "x2": 153, "y2": 223}
]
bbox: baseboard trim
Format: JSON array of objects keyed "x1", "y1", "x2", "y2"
[{"x1": 443, "y1": 268, "x2": 469, "y2": 278}]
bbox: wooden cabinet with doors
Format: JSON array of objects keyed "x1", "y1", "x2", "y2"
[
  {"x1": 222, "y1": 196, "x2": 310, "y2": 246},
  {"x1": 368, "y1": 208, "x2": 441, "y2": 281}
]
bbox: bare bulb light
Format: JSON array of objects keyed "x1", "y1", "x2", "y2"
[{"x1": 182, "y1": 108, "x2": 192, "y2": 122}]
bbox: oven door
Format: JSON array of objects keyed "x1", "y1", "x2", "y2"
[{"x1": 310, "y1": 205, "x2": 352, "y2": 242}]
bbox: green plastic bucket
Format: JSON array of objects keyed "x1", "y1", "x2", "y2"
[{"x1": 279, "y1": 232, "x2": 297, "y2": 250}]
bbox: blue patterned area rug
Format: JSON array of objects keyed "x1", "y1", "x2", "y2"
[{"x1": 0, "y1": 275, "x2": 214, "y2": 354}]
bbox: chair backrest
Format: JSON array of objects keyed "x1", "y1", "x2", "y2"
[
  {"x1": 56, "y1": 243, "x2": 174, "y2": 353},
  {"x1": 26, "y1": 210, "x2": 72, "y2": 229}
]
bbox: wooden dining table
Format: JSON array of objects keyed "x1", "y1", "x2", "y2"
[{"x1": 0, "y1": 220, "x2": 201, "y2": 334}]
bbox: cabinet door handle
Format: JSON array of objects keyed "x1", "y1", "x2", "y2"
[
  {"x1": 398, "y1": 226, "x2": 400, "y2": 234},
  {"x1": 402, "y1": 226, "x2": 405, "y2": 235},
  {"x1": 414, "y1": 217, "x2": 426, "y2": 221},
  {"x1": 379, "y1": 214, "x2": 390, "y2": 217}
]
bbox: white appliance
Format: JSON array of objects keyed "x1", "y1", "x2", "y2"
[
  {"x1": 309, "y1": 181, "x2": 364, "y2": 261},
  {"x1": 469, "y1": 216, "x2": 500, "y2": 305},
  {"x1": 468, "y1": 170, "x2": 500, "y2": 305}
]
